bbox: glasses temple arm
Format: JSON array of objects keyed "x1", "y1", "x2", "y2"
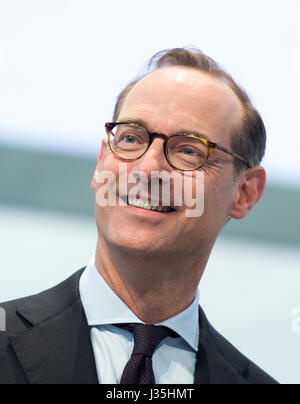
[{"x1": 215, "y1": 144, "x2": 251, "y2": 167}]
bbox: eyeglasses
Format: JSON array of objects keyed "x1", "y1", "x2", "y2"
[{"x1": 105, "y1": 121, "x2": 250, "y2": 171}]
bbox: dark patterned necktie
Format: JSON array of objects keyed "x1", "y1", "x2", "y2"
[{"x1": 118, "y1": 323, "x2": 174, "y2": 384}]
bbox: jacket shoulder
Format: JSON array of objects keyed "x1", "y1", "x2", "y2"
[
  {"x1": 207, "y1": 320, "x2": 278, "y2": 384},
  {"x1": 0, "y1": 268, "x2": 85, "y2": 334},
  {"x1": 0, "y1": 268, "x2": 86, "y2": 384}
]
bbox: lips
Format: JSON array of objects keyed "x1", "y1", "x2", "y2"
[
  {"x1": 128, "y1": 196, "x2": 175, "y2": 212},
  {"x1": 119, "y1": 195, "x2": 176, "y2": 212}
]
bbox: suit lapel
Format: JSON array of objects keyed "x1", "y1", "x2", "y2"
[
  {"x1": 7, "y1": 269, "x2": 249, "y2": 385},
  {"x1": 8, "y1": 271, "x2": 98, "y2": 384},
  {"x1": 194, "y1": 307, "x2": 250, "y2": 384}
]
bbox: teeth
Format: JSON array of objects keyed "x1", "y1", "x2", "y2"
[{"x1": 128, "y1": 197, "x2": 173, "y2": 212}]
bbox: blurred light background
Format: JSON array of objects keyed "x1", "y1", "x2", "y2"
[{"x1": 0, "y1": 0, "x2": 300, "y2": 384}]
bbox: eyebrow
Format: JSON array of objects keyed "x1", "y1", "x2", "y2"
[{"x1": 118, "y1": 118, "x2": 213, "y2": 143}]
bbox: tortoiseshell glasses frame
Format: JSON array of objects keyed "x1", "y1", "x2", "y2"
[{"x1": 105, "y1": 121, "x2": 251, "y2": 172}]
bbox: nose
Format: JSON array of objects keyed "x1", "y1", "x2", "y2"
[{"x1": 132, "y1": 137, "x2": 171, "y2": 176}]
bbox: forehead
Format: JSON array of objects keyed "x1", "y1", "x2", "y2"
[{"x1": 119, "y1": 66, "x2": 242, "y2": 145}]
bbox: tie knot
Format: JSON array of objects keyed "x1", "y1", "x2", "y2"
[
  {"x1": 120, "y1": 323, "x2": 173, "y2": 357},
  {"x1": 132, "y1": 324, "x2": 171, "y2": 357},
  {"x1": 117, "y1": 323, "x2": 178, "y2": 384}
]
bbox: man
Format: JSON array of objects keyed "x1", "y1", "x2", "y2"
[{"x1": 0, "y1": 47, "x2": 277, "y2": 384}]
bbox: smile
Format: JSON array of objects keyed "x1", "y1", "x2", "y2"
[{"x1": 127, "y1": 196, "x2": 175, "y2": 213}]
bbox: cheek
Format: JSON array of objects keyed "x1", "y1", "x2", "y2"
[
  {"x1": 99, "y1": 151, "x2": 119, "y2": 171},
  {"x1": 94, "y1": 155, "x2": 120, "y2": 225},
  {"x1": 203, "y1": 175, "x2": 235, "y2": 221},
  {"x1": 95, "y1": 154, "x2": 121, "y2": 199}
]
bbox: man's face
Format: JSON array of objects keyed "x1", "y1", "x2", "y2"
[{"x1": 94, "y1": 67, "x2": 242, "y2": 259}]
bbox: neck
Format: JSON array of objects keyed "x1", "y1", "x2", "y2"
[{"x1": 95, "y1": 236, "x2": 211, "y2": 324}]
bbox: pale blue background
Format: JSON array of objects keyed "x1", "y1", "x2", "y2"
[
  {"x1": 0, "y1": 0, "x2": 300, "y2": 384},
  {"x1": 0, "y1": 0, "x2": 299, "y2": 185}
]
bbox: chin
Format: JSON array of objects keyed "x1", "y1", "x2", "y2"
[{"x1": 107, "y1": 229, "x2": 172, "y2": 257}]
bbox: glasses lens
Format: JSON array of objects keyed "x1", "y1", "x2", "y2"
[
  {"x1": 167, "y1": 135, "x2": 208, "y2": 170},
  {"x1": 109, "y1": 124, "x2": 149, "y2": 160}
]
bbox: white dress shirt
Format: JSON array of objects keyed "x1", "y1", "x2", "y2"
[{"x1": 79, "y1": 255, "x2": 200, "y2": 384}]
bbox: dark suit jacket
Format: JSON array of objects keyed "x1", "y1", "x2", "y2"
[{"x1": 0, "y1": 268, "x2": 278, "y2": 384}]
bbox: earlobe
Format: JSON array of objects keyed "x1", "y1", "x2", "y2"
[
  {"x1": 90, "y1": 139, "x2": 107, "y2": 191},
  {"x1": 230, "y1": 166, "x2": 266, "y2": 220}
]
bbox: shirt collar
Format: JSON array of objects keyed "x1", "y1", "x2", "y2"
[{"x1": 79, "y1": 255, "x2": 199, "y2": 352}]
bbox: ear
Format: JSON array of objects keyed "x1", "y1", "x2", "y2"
[
  {"x1": 90, "y1": 139, "x2": 107, "y2": 191},
  {"x1": 230, "y1": 166, "x2": 266, "y2": 219}
]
